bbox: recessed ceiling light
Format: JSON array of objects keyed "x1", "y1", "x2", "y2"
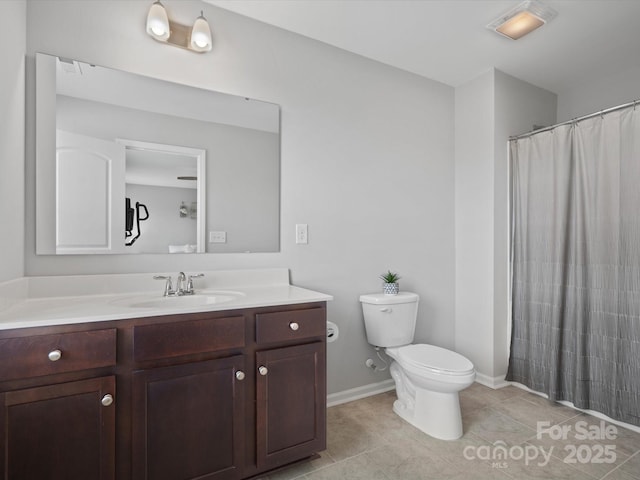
[{"x1": 487, "y1": 0, "x2": 557, "y2": 40}]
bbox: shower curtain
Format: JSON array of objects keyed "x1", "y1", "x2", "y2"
[{"x1": 506, "y1": 105, "x2": 640, "y2": 426}]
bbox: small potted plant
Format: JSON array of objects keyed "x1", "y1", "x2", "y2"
[{"x1": 380, "y1": 270, "x2": 401, "y2": 295}]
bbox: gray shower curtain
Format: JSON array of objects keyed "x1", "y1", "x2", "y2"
[{"x1": 506, "y1": 106, "x2": 640, "y2": 426}]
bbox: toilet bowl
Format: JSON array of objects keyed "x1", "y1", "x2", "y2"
[{"x1": 360, "y1": 292, "x2": 475, "y2": 440}]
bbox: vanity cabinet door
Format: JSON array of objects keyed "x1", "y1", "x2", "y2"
[
  {"x1": 256, "y1": 342, "x2": 326, "y2": 470},
  {"x1": 0, "y1": 375, "x2": 116, "y2": 480},
  {"x1": 132, "y1": 356, "x2": 245, "y2": 480}
]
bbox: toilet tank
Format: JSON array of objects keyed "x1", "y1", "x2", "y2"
[{"x1": 359, "y1": 292, "x2": 419, "y2": 347}]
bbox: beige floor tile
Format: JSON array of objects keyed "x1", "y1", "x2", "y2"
[
  {"x1": 618, "y1": 452, "x2": 640, "y2": 478},
  {"x1": 458, "y1": 384, "x2": 526, "y2": 414},
  {"x1": 462, "y1": 404, "x2": 500, "y2": 431},
  {"x1": 608, "y1": 424, "x2": 640, "y2": 457},
  {"x1": 303, "y1": 453, "x2": 390, "y2": 480},
  {"x1": 518, "y1": 393, "x2": 582, "y2": 419},
  {"x1": 409, "y1": 431, "x2": 494, "y2": 465},
  {"x1": 556, "y1": 414, "x2": 640, "y2": 457},
  {"x1": 525, "y1": 412, "x2": 640, "y2": 479},
  {"x1": 390, "y1": 457, "x2": 512, "y2": 480},
  {"x1": 496, "y1": 395, "x2": 577, "y2": 431},
  {"x1": 481, "y1": 385, "x2": 529, "y2": 404},
  {"x1": 497, "y1": 455, "x2": 595, "y2": 480},
  {"x1": 602, "y1": 468, "x2": 640, "y2": 480},
  {"x1": 459, "y1": 390, "x2": 496, "y2": 413},
  {"x1": 465, "y1": 407, "x2": 537, "y2": 447},
  {"x1": 260, "y1": 452, "x2": 336, "y2": 480},
  {"x1": 326, "y1": 413, "x2": 388, "y2": 461},
  {"x1": 523, "y1": 438, "x2": 629, "y2": 480},
  {"x1": 287, "y1": 385, "x2": 640, "y2": 480}
]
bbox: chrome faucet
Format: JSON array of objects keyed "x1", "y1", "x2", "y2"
[
  {"x1": 186, "y1": 273, "x2": 204, "y2": 295},
  {"x1": 153, "y1": 272, "x2": 204, "y2": 296},
  {"x1": 153, "y1": 275, "x2": 175, "y2": 297},
  {"x1": 176, "y1": 272, "x2": 187, "y2": 295}
]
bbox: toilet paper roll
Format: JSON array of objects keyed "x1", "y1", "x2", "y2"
[{"x1": 326, "y1": 321, "x2": 339, "y2": 343}]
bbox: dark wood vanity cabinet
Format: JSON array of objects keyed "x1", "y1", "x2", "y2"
[
  {"x1": 256, "y1": 342, "x2": 325, "y2": 470},
  {"x1": 131, "y1": 315, "x2": 247, "y2": 480},
  {"x1": 254, "y1": 308, "x2": 327, "y2": 471},
  {"x1": 0, "y1": 302, "x2": 326, "y2": 480},
  {"x1": 0, "y1": 376, "x2": 116, "y2": 479},
  {"x1": 0, "y1": 329, "x2": 117, "y2": 480},
  {"x1": 132, "y1": 356, "x2": 245, "y2": 480}
]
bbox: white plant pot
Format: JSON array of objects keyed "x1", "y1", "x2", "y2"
[{"x1": 383, "y1": 282, "x2": 399, "y2": 295}]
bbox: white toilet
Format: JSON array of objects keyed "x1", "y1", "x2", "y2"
[{"x1": 360, "y1": 292, "x2": 475, "y2": 440}]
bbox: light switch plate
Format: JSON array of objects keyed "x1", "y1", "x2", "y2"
[
  {"x1": 295, "y1": 224, "x2": 308, "y2": 244},
  {"x1": 209, "y1": 231, "x2": 227, "y2": 243}
]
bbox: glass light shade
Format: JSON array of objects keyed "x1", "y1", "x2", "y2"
[
  {"x1": 190, "y1": 13, "x2": 212, "y2": 52},
  {"x1": 487, "y1": 1, "x2": 556, "y2": 40},
  {"x1": 146, "y1": 1, "x2": 170, "y2": 41},
  {"x1": 496, "y1": 11, "x2": 545, "y2": 40}
]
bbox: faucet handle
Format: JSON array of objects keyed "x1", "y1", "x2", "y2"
[
  {"x1": 186, "y1": 273, "x2": 204, "y2": 294},
  {"x1": 153, "y1": 275, "x2": 174, "y2": 297}
]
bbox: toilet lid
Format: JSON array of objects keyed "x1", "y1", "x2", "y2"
[{"x1": 397, "y1": 344, "x2": 474, "y2": 376}]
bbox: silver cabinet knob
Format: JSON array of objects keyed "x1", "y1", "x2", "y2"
[
  {"x1": 289, "y1": 322, "x2": 299, "y2": 331},
  {"x1": 258, "y1": 366, "x2": 268, "y2": 376},
  {"x1": 235, "y1": 370, "x2": 245, "y2": 381},
  {"x1": 101, "y1": 394, "x2": 114, "y2": 407},
  {"x1": 48, "y1": 349, "x2": 62, "y2": 362}
]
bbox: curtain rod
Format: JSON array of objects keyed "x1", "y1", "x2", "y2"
[{"x1": 509, "y1": 98, "x2": 640, "y2": 141}]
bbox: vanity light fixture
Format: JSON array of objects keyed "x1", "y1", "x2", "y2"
[
  {"x1": 487, "y1": 0, "x2": 557, "y2": 40},
  {"x1": 146, "y1": 1, "x2": 212, "y2": 53}
]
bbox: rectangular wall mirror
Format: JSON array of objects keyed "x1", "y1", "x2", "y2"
[{"x1": 35, "y1": 53, "x2": 280, "y2": 255}]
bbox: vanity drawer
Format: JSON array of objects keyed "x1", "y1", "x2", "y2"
[
  {"x1": 0, "y1": 329, "x2": 117, "y2": 382},
  {"x1": 133, "y1": 316, "x2": 245, "y2": 362},
  {"x1": 255, "y1": 308, "x2": 326, "y2": 345}
]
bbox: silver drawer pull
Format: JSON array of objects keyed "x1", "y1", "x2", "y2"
[
  {"x1": 235, "y1": 370, "x2": 245, "y2": 381},
  {"x1": 101, "y1": 394, "x2": 114, "y2": 407},
  {"x1": 289, "y1": 322, "x2": 299, "y2": 331},
  {"x1": 258, "y1": 366, "x2": 268, "y2": 376},
  {"x1": 48, "y1": 349, "x2": 62, "y2": 362}
]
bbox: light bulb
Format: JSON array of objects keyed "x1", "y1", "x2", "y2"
[
  {"x1": 190, "y1": 12, "x2": 212, "y2": 52},
  {"x1": 146, "y1": 1, "x2": 170, "y2": 41}
]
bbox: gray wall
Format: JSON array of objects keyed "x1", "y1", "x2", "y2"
[
  {"x1": 25, "y1": 0, "x2": 455, "y2": 395},
  {"x1": 557, "y1": 65, "x2": 640, "y2": 122},
  {"x1": 454, "y1": 69, "x2": 557, "y2": 383},
  {"x1": 0, "y1": 1, "x2": 26, "y2": 282},
  {"x1": 454, "y1": 70, "x2": 495, "y2": 378}
]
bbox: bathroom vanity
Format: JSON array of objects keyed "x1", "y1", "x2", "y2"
[{"x1": 0, "y1": 269, "x2": 331, "y2": 480}]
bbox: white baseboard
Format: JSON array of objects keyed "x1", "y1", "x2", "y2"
[
  {"x1": 327, "y1": 379, "x2": 395, "y2": 407},
  {"x1": 327, "y1": 374, "x2": 512, "y2": 407},
  {"x1": 474, "y1": 372, "x2": 510, "y2": 389}
]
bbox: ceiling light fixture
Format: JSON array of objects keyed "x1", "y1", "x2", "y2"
[
  {"x1": 146, "y1": 1, "x2": 212, "y2": 53},
  {"x1": 487, "y1": 0, "x2": 557, "y2": 40}
]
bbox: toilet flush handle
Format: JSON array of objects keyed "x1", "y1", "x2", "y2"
[{"x1": 380, "y1": 307, "x2": 392, "y2": 313}]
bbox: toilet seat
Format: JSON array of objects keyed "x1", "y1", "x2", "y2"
[{"x1": 395, "y1": 344, "x2": 474, "y2": 376}]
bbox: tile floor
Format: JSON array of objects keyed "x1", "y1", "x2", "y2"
[{"x1": 260, "y1": 383, "x2": 640, "y2": 480}]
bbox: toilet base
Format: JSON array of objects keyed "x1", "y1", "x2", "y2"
[
  {"x1": 392, "y1": 391, "x2": 463, "y2": 440},
  {"x1": 390, "y1": 362, "x2": 464, "y2": 440}
]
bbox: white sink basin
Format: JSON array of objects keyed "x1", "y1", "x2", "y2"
[{"x1": 112, "y1": 291, "x2": 244, "y2": 309}]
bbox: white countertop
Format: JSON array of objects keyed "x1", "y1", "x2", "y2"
[{"x1": 0, "y1": 269, "x2": 333, "y2": 330}]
